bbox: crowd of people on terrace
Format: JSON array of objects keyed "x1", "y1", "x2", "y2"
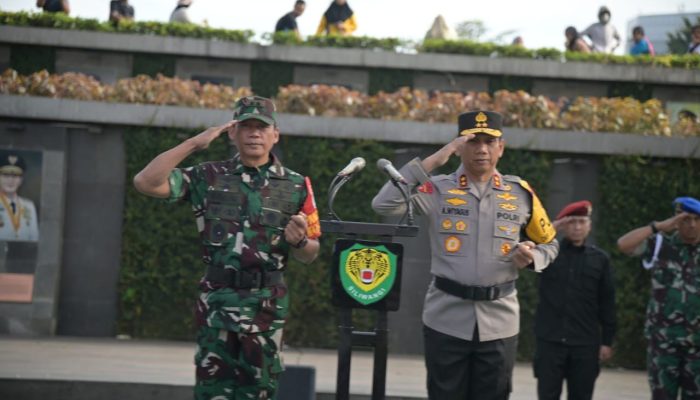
[{"x1": 34, "y1": 1, "x2": 700, "y2": 56}]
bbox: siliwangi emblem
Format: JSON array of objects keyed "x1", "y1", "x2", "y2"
[{"x1": 339, "y1": 244, "x2": 397, "y2": 306}]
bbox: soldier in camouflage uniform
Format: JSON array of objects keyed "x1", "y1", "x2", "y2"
[
  {"x1": 134, "y1": 96, "x2": 322, "y2": 400},
  {"x1": 618, "y1": 197, "x2": 700, "y2": 400}
]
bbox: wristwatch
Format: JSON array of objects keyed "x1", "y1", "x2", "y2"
[
  {"x1": 292, "y1": 236, "x2": 308, "y2": 249},
  {"x1": 649, "y1": 222, "x2": 658, "y2": 234}
]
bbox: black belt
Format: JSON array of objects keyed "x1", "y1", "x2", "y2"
[
  {"x1": 205, "y1": 267, "x2": 284, "y2": 289},
  {"x1": 434, "y1": 276, "x2": 515, "y2": 301}
]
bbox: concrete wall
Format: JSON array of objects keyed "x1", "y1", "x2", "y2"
[
  {"x1": 532, "y1": 79, "x2": 609, "y2": 99},
  {"x1": 55, "y1": 49, "x2": 132, "y2": 84},
  {"x1": 294, "y1": 65, "x2": 370, "y2": 93},
  {"x1": 57, "y1": 126, "x2": 126, "y2": 336},
  {"x1": 175, "y1": 58, "x2": 251, "y2": 87},
  {"x1": 413, "y1": 72, "x2": 489, "y2": 93}
]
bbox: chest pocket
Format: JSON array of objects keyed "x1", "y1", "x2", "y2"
[
  {"x1": 436, "y1": 189, "x2": 472, "y2": 257},
  {"x1": 260, "y1": 177, "x2": 301, "y2": 230},
  {"x1": 202, "y1": 175, "x2": 244, "y2": 246}
]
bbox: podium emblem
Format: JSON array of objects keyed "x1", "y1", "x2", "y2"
[{"x1": 339, "y1": 243, "x2": 398, "y2": 306}]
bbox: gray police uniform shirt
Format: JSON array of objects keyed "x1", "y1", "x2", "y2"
[{"x1": 372, "y1": 158, "x2": 559, "y2": 341}]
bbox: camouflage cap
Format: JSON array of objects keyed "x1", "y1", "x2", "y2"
[{"x1": 233, "y1": 96, "x2": 277, "y2": 126}]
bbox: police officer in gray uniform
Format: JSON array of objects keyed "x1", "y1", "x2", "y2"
[{"x1": 372, "y1": 111, "x2": 559, "y2": 400}]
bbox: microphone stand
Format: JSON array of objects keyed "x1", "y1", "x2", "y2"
[{"x1": 328, "y1": 173, "x2": 354, "y2": 221}]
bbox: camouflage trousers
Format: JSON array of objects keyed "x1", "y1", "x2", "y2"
[
  {"x1": 194, "y1": 325, "x2": 284, "y2": 400},
  {"x1": 648, "y1": 332, "x2": 700, "y2": 399}
]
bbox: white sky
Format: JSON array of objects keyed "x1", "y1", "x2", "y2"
[{"x1": 2, "y1": 0, "x2": 700, "y2": 54}]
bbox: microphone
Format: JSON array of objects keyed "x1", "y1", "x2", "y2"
[
  {"x1": 376, "y1": 158, "x2": 407, "y2": 184},
  {"x1": 337, "y1": 157, "x2": 366, "y2": 177}
]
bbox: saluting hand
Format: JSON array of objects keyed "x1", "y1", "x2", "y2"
[
  {"x1": 284, "y1": 212, "x2": 308, "y2": 246},
  {"x1": 655, "y1": 212, "x2": 690, "y2": 233},
  {"x1": 422, "y1": 134, "x2": 475, "y2": 173},
  {"x1": 512, "y1": 240, "x2": 536, "y2": 269},
  {"x1": 190, "y1": 120, "x2": 238, "y2": 151}
]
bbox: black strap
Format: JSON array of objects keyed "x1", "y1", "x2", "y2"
[
  {"x1": 434, "y1": 276, "x2": 515, "y2": 301},
  {"x1": 205, "y1": 267, "x2": 284, "y2": 289}
]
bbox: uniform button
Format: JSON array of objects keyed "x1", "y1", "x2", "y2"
[{"x1": 561, "y1": 338, "x2": 567, "y2": 343}]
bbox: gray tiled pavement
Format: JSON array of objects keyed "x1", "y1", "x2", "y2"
[{"x1": 0, "y1": 336, "x2": 648, "y2": 399}]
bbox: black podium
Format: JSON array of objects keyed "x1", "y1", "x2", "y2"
[{"x1": 321, "y1": 220, "x2": 418, "y2": 400}]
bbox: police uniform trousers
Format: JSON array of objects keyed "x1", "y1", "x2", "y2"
[
  {"x1": 424, "y1": 324, "x2": 517, "y2": 400},
  {"x1": 534, "y1": 339, "x2": 599, "y2": 400}
]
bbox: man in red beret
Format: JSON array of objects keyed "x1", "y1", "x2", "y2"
[{"x1": 533, "y1": 200, "x2": 616, "y2": 400}]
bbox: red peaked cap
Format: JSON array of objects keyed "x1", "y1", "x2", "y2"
[{"x1": 556, "y1": 200, "x2": 593, "y2": 220}]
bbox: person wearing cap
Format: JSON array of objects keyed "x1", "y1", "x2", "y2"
[
  {"x1": 169, "y1": 0, "x2": 193, "y2": 24},
  {"x1": 581, "y1": 6, "x2": 621, "y2": 54},
  {"x1": 133, "y1": 96, "x2": 321, "y2": 400},
  {"x1": 372, "y1": 110, "x2": 559, "y2": 399},
  {"x1": 533, "y1": 200, "x2": 616, "y2": 400},
  {"x1": 0, "y1": 153, "x2": 39, "y2": 242},
  {"x1": 617, "y1": 197, "x2": 700, "y2": 399}
]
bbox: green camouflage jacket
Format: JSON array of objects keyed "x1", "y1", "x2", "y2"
[
  {"x1": 641, "y1": 232, "x2": 700, "y2": 344},
  {"x1": 168, "y1": 154, "x2": 319, "y2": 333}
]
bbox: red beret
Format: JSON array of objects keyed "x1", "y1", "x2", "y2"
[{"x1": 556, "y1": 200, "x2": 592, "y2": 220}]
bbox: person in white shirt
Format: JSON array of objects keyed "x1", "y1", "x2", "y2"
[
  {"x1": 170, "y1": 0, "x2": 193, "y2": 24},
  {"x1": 582, "y1": 6, "x2": 621, "y2": 54}
]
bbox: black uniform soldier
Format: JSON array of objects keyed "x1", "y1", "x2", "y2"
[
  {"x1": 534, "y1": 200, "x2": 616, "y2": 400},
  {"x1": 372, "y1": 111, "x2": 559, "y2": 399}
]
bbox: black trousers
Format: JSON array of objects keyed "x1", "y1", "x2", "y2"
[
  {"x1": 534, "y1": 339, "x2": 600, "y2": 400},
  {"x1": 423, "y1": 324, "x2": 517, "y2": 400}
]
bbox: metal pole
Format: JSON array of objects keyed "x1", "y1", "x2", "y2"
[
  {"x1": 336, "y1": 308, "x2": 353, "y2": 400},
  {"x1": 371, "y1": 310, "x2": 389, "y2": 400}
]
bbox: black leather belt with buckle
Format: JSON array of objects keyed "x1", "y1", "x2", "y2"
[
  {"x1": 205, "y1": 267, "x2": 284, "y2": 289},
  {"x1": 434, "y1": 276, "x2": 515, "y2": 301}
]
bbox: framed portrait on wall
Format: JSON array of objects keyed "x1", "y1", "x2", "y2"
[{"x1": 0, "y1": 148, "x2": 43, "y2": 303}]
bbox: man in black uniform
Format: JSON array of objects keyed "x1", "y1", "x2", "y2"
[{"x1": 533, "y1": 200, "x2": 616, "y2": 400}]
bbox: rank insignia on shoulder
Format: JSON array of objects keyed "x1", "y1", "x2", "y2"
[
  {"x1": 442, "y1": 219, "x2": 453, "y2": 230},
  {"x1": 448, "y1": 189, "x2": 467, "y2": 195},
  {"x1": 501, "y1": 242, "x2": 513, "y2": 255},
  {"x1": 446, "y1": 198, "x2": 468, "y2": 206},
  {"x1": 503, "y1": 184, "x2": 512, "y2": 191},
  {"x1": 455, "y1": 220, "x2": 467, "y2": 231},
  {"x1": 445, "y1": 236, "x2": 462, "y2": 253},
  {"x1": 499, "y1": 203, "x2": 518, "y2": 211},
  {"x1": 497, "y1": 193, "x2": 518, "y2": 201},
  {"x1": 459, "y1": 174, "x2": 468, "y2": 188},
  {"x1": 417, "y1": 181, "x2": 434, "y2": 194}
]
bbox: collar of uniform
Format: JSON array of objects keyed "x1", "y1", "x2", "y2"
[
  {"x1": 453, "y1": 165, "x2": 505, "y2": 190},
  {"x1": 491, "y1": 170, "x2": 506, "y2": 191},
  {"x1": 561, "y1": 237, "x2": 588, "y2": 252},
  {"x1": 230, "y1": 153, "x2": 286, "y2": 177}
]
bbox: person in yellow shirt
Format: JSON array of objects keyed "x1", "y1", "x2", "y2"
[{"x1": 316, "y1": 0, "x2": 356, "y2": 36}]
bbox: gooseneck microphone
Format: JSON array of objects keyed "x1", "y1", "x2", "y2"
[
  {"x1": 376, "y1": 158, "x2": 407, "y2": 184},
  {"x1": 337, "y1": 157, "x2": 366, "y2": 177}
]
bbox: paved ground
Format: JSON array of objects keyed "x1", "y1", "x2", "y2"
[{"x1": 0, "y1": 335, "x2": 649, "y2": 399}]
